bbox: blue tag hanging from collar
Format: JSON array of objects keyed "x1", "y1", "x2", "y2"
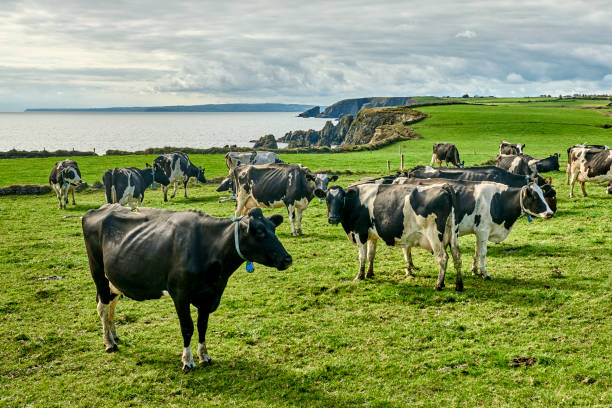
[
  {"x1": 63, "y1": 182, "x2": 68, "y2": 187},
  {"x1": 527, "y1": 215, "x2": 532, "y2": 222},
  {"x1": 151, "y1": 183, "x2": 155, "y2": 189},
  {"x1": 246, "y1": 261, "x2": 255, "y2": 273},
  {"x1": 319, "y1": 199, "x2": 323, "y2": 204}
]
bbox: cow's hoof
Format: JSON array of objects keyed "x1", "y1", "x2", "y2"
[
  {"x1": 455, "y1": 281, "x2": 464, "y2": 292},
  {"x1": 182, "y1": 362, "x2": 196, "y2": 373},
  {"x1": 200, "y1": 357, "x2": 213, "y2": 367},
  {"x1": 483, "y1": 275, "x2": 491, "y2": 281},
  {"x1": 365, "y1": 272, "x2": 374, "y2": 279},
  {"x1": 105, "y1": 344, "x2": 118, "y2": 353},
  {"x1": 434, "y1": 283, "x2": 444, "y2": 291},
  {"x1": 353, "y1": 275, "x2": 365, "y2": 281}
]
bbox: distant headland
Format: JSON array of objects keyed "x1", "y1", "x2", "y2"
[{"x1": 24, "y1": 103, "x2": 315, "y2": 113}]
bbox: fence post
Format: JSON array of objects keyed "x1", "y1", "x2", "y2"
[
  {"x1": 401, "y1": 154, "x2": 404, "y2": 170},
  {"x1": 387, "y1": 160, "x2": 390, "y2": 172}
]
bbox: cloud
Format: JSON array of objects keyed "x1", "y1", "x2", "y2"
[
  {"x1": 455, "y1": 30, "x2": 477, "y2": 39},
  {"x1": 0, "y1": 0, "x2": 611, "y2": 110}
]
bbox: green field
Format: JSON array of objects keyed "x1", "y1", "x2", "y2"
[{"x1": 0, "y1": 102, "x2": 611, "y2": 407}]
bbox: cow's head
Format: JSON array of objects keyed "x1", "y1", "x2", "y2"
[
  {"x1": 550, "y1": 153, "x2": 560, "y2": 171},
  {"x1": 315, "y1": 185, "x2": 354, "y2": 225},
  {"x1": 62, "y1": 166, "x2": 82, "y2": 186},
  {"x1": 237, "y1": 208, "x2": 292, "y2": 270},
  {"x1": 531, "y1": 175, "x2": 556, "y2": 212},
  {"x1": 195, "y1": 167, "x2": 206, "y2": 184},
  {"x1": 521, "y1": 183, "x2": 554, "y2": 219},
  {"x1": 216, "y1": 176, "x2": 233, "y2": 192},
  {"x1": 518, "y1": 144, "x2": 525, "y2": 154},
  {"x1": 146, "y1": 163, "x2": 170, "y2": 186}
]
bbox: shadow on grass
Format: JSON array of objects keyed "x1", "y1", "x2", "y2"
[{"x1": 129, "y1": 352, "x2": 359, "y2": 406}]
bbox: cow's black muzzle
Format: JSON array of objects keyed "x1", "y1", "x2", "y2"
[
  {"x1": 276, "y1": 255, "x2": 293, "y2": 270},
  {"x1": 328, "y1": 217, "x2": 341, "y2": 225}
]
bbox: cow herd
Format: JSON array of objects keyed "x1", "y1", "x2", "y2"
[{"x1": 46, "y1": 141, "x2": 610, "y2": 372}]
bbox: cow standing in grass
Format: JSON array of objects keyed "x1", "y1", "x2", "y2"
[
  {"x1": 430, "y1": 143, "x2": 464, "y2": 168},
  {"x1": 103, "y1": 163, "x2": 170, "y2": 209},
  {"x1": 49, "y1": 159, "x2": 83, "y2": 209},
  {"x1": 499, "y1": 141, "x2": 525, "y2": 155},
  {"x1": 315, "y1": 183, "x2": 463, "y2": 291},
  {"x1": 83, "y1": 205, "x2": 292, "y2": 372},
  {"x1": 521, "y1": 153, "x2": 560, "y2": 173},
  {"x1": 393, "y1": 178, "x2": 554, "y2": 279},
  {"x1": 567, "y1": 147, "x2": 612, "y2": 198},
  {"x1": 233, "y1": 163, "x2": 337, "y2": 236},
  {"x1": 153, "y1": 152, "x2": 206, "y2": 201}
]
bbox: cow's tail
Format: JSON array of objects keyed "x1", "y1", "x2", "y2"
[{"x1": 102, "y1": 170, "x2": 113, "y2": 204}]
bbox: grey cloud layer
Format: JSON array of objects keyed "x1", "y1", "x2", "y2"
[{"x1": 1, "y1": 0, "x2": 611, "y2": 110}]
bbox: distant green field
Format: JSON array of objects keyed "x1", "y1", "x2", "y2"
[{"x1": 0, "y1": 102, "x2": 611, "y2": 407}]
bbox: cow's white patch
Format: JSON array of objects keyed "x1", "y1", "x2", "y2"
[
  {"x1": 198, "y1": 342, "x2": 211, "y2": 365},
  {"x1": 182, "y1": 346, "x2": 195, "y2": 371},
  {"x1": 424, "y1": 166, "x2": 437, "y2": 174},
  {"x1": 161, "y1": 290, "x2": 170, "y2": 297}
]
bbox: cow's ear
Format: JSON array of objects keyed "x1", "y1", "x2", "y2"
[
  {"x1": 314, "y1": 188, "x2": 326, "y2": 199},
  {"x1": 268, "y1": 214, "x2": 283, "y2": 227},
  {"x1": 305, "y1": 173, "x2": 316, "y2": 182},
  {"x1": 330, "y1": 175, "x2": 338, "y2": 182},
  {"x1": 146, "y1": 163, "x2": 151, "y2": 168},
  {"x1": 547, "y1": 176, "x2": 552, "y2": 185}
]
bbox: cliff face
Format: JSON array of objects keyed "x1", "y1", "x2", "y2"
[
  {"x1": 317, "y1": 97, "x2": 439, "y2": 118},
  {"x1": 297, "y1": 106, "x2": 320, "y2": 117},
  {"x1": 278, "y1": 107, "x2": 426, "y2": 147},
  {"x1": 342, "y1": 107, "x2": 426, "y2": 145}
]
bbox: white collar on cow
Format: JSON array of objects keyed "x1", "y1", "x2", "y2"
[{"x1": 230, "y1": 216, "x2": 254, "y2": 272}]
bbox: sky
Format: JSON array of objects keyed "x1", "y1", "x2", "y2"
[{"x1": 1, "y1": 0, "x2": 611, "y2": 111}]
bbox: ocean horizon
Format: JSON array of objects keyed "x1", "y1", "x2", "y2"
[{"x1": 0, "y1": 111, "x2": 331, "y2": 153}]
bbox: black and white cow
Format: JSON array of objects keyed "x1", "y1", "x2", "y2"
[
  {"x1": 495, "y1": 154, "x2": 537, "y2": 177},
  {"x1": 232, "y1": 163, "x2": 337, "y2": 236},
  {"x1": 314, "y1": 183, "x2": 463, "y2": 291},
  {"x1": 499, "y1": 141, "x2": 525, "y2": 155},
  {"x1": 566, "y1": 144, "x2": 610, "y2": 185},
  {"x1": 153, "y1": 152, "x2": 206, "y2": 201},
  {"x1": 393, "y1": 178, "x2": 554, "y2": 279},
  {"x1": 430, "y1": 143, "x2": 464, "y2": 168},
  {"x1": 48, "y1": 159, "x2": 83, "y2": 209},
  {"x1": 102, "y1": 164, "x2": 170, "y2": 209},
  {"x1": 407, "y1": 166, "x2": 557, "y2": 212},
  {"x1": 567, "y1": 148, "x2": 612, "y2": 198},
  {"x1": 217, "y1": 151, "x2": 284, "y2": 194},
  {"x1": 521, "y1": 153, "x2": 560, "y2": 173},
  {"x1": 82, "y1": 204, "x2": 292, "y2": 372}
]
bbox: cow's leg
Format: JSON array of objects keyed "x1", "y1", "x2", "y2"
[
  {"x1": 196, "y1": 310, "x2": 212, "y2": 366},
  {"x1": 296, "y1": 208, "x2": 304, "y2": 236},
  {"x1": 162, "y1": 184, "x2": 169, "y2": 202},
  {"x1": 449, "y1": 235, "x2": 463, "y2": 291},
  {"x1": 52, "y1": 184, "x2": 62, "y2": 209},
  {"x1": 355, "y1": 241, "x2": 367, "y2": 280},
  {"x1": 432, "y1": 241, "x2": 449, "y2": 291},
  {"x1": 287, "y1": 204, "x2": 297, "y2": 236},
  {"x1": 234, "y1": 194, "x2": 247, "y2": 217},
  {"x1": 471, "y1": 243, "x2": 481, "y2": 276},
  {"x1": 430, "y1": 154, "x2": 436, "y2": 166},
  {"x1": 183, "y1": 180, "x2": 188, "y2": 198},
  {"x1": 477, "y1": 238, "x2": 490, "y2": 280},
  {"x1": 580, "y1": 181, "x2": 587, "y2": 197},
  {"x1": 402, "y1": 247, "x2": 419, "y2": 276},
  {"x1": 173, "y1": 297, "x2": 195, "y2": 373},
  {"x1": 566, "y1": 163, "x2": 570, "y2": 185},
  {"x1": 107, "y1": 285, "x2": 121, "y2": 343},
  {"x1": 70, "y1": 186, "x2": 76, "y2": 205},
  {"x1": 171, "y1": 181, "x2": 178, "y2": 199},
  {"x1": 569, "y1": 172, "x2": 578, "y2": 198},
  {"x1": 365, "y1": 239, "x2": 377, "y2": 278}
]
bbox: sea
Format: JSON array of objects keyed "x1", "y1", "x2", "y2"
[{"x1": 0, "y1": 112, "x2": 331, "y2": 153}]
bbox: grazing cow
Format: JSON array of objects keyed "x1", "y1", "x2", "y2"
[
  {"x1": 217, "y1": 151, "x2": 284, "y2": 194},
  {"x1": 103, "y1": 164, "x2": 170, "y2": 209},
  {"x1": 566, "y1": 144, "x2": 610, "y2": 184},
  {"x1": 499, "y1": 141, "x2": 525, "y2": 155},
  {"x1": 521, "y1": 153, "x2": 560, "y2": 173},
  {"x1": 495, "y1": 154, "x2": 537, "y2": 177},
  {"x1": 314, "y1": 183, "x2": 463, "y2": 291},
  {"x1": 393, "y1": 178, "x2": 554, "y2": 279},
  {"x1": 83, "y1": 205, "x2": 292, "y2": 372},
  {"x1": 49, "y1": 159, "x2": 83, "y2": 209},
  {"x1": 233, "y1": 164, "x2": 337, "y2": 236},
  {"x1": 567, "y1": 148, "x2": 612, "y2": 198},
  {"x1": 430, "y1": 143, "x2": 464, "y2": 168},
  {"x1": 153, "y1": 152, "x2": 206, "y2": 201},
  {"x1": 407, "y1": 166, "x2": 557, "y2": 212}
]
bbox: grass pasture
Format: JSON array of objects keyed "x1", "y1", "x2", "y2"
[{"x1": 0, "y1": 102, "x2": 611, "y2": 407}]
